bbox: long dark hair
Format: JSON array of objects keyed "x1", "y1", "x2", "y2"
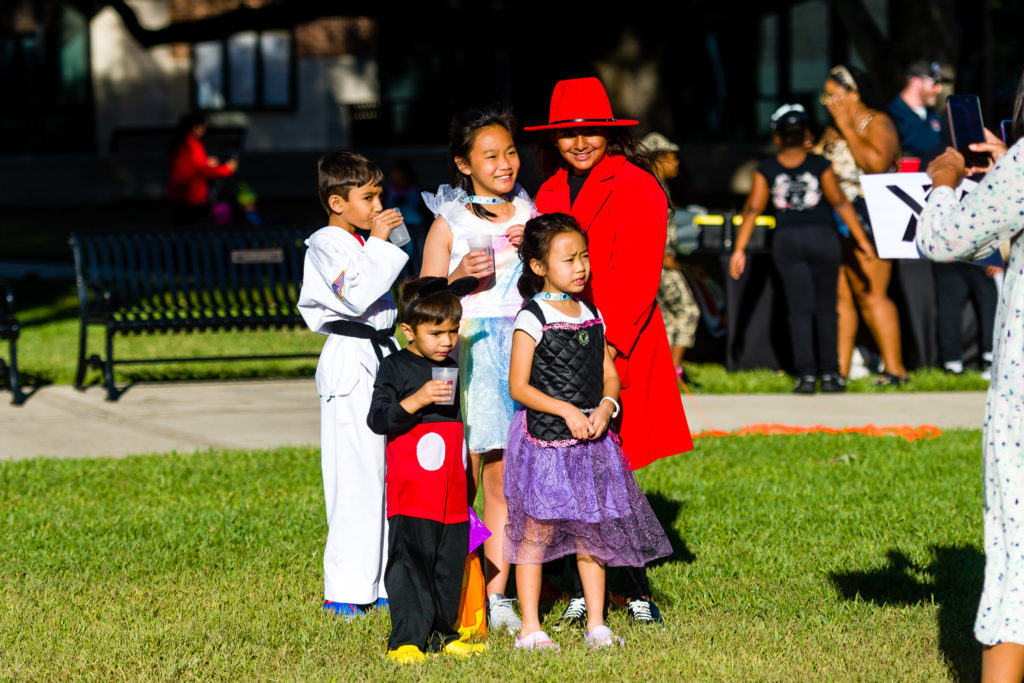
[
  {"x1": 1013, "y1": 69, "x2": 1024, "y2": 145},
  {"x1": 534, "y1": 127, "x2": 670, "y2": 200},
  {"x1": 516, "y1": 213, "x2": 587, "y2": 300},
  {"x1": 448, "y1": 106, "x2": 518, "y2": 220},
  {"x1": 827, "y1": 64, "x2": 886, "y2": 111}
]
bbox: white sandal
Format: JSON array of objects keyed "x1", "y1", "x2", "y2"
[
  {"x1": 515, "y1": 630, "x2": 560, "y2": 651},
  {"x1": 585, "y1": 625, "x2": 625, "y2": 649}
]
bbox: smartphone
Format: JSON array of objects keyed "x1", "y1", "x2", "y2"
[
  {"x1": 1000, "y1": 119, "x2": 1023, "y2": 147},
  {"x1": 946, "y1": 94, "x2": 990, "y2": 167}
]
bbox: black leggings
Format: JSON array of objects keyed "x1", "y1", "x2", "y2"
[{"x1": 772, "y1": 226, "x2": 841, "y2": 376}]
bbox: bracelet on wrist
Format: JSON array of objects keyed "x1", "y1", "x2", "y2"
[{"x1": 600, "y1": 396, "x2": 620, "y2": 418}]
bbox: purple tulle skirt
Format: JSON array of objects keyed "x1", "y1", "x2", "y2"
[{"x1": 503, "y1": 410, "x2": 672, "y2": 567}]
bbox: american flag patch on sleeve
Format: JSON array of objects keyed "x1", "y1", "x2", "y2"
[{"x1": 331, "y1": 271, "x2": 346, "y2": 300}]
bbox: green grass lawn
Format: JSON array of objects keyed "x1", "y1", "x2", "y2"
[
  {"x1": 9, "y1": 283, "x2": 990, "y2": 394},
  {"x1": 0, "y1": 431, "x2": 985, "y2": 681}
]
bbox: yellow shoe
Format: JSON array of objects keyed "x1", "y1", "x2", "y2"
[
  {"x1": 442, "y1": 640, "x2": 487, "y2": 658},
  {"x1": 386, "y1": 645, "x2": 425, "y2": 664}
]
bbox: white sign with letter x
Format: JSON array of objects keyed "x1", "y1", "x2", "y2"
[{"x1": 861, "y1": 172, "x2": 977, "y2": 259}]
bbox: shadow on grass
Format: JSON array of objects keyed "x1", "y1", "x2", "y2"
[
  {"x1": 646, "y1": 492, "x2": 696, "y2": 565},
  {"x1": 830, "y1": 545, "x2": 984, "y2": 682},
  {"x1": 10, "y1": 280, "x2": 80, "y2": 326},
  {"x1": 66, "y1": 362, "x2": 318, "y2": 399},
  {"x1": 19, "y1": 299, "x2": 80, "y2": 326},
  {"x1": 528, "y1": 494, "x2": 694, "y2": 618}
]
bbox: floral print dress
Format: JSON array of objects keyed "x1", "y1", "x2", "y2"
[{"x1": 917, "y1": 139, "x2": 1024, "y2": 645}]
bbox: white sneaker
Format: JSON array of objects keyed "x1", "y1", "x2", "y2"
[{"x1": 487, "y1": 593, "x2": 521, "y2": 635}]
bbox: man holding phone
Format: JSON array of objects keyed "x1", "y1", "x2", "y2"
[{"x1": 889, "y1": 61, "x2": 999, "y2": 378}]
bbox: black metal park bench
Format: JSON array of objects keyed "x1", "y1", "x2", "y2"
[
  {"x1": 70, "y1": 227, "x2": 317, "y2": 401},
  {"x1": 0, "y1": 282, "x2": 25, "y2": 405}
]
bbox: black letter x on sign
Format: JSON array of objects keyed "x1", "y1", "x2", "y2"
[{"x1": 885, "y1": 184, "x2": 933, "y2": 242}]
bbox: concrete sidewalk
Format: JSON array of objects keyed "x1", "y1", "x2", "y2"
[{"x1": 0, "y1": 380, "x2": 988, "y2": 461}]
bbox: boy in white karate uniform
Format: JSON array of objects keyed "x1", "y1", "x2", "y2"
[{"x1": 297, "y1": 151, "x2": 409, "y2": 617}]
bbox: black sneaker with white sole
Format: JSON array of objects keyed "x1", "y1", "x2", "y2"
[
  {"x1": 554, "y1": 595, "x2": 587, "y2": 631},
  {"x1": 626, "y1": 597, "x2": 663, "y2": 624}
]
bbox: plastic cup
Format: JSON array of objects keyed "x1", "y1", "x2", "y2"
[
  {"x1": 466, "y1": 233, "x2": 494, "y2": 273},
  {"x1": 899, "y1": 157, "x2": 922, "y2": 173},
  {"x1": 388, "y1": 221, "x2": 411, "y2": 247},
  {"x1": 431, "y1": 366, "x2": 458, "y2": 405}
]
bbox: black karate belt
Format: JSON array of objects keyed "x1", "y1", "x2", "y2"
[{"x1": 327, "y1": 320, "x2": 398, "y2": 363}]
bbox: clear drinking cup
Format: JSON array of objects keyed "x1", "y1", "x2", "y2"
[
  {"x1": 466, "y1": 233, "x2": 494, "y2": 274},
  {"x1": 388, "y1": 221, "x2": 411, "y2": 247},
  {"x1": 431, "y1": 366, "x2": 458, "y2": 405}
]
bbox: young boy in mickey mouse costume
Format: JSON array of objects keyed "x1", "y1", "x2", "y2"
[{"x1": 367, "y1": 275, "x2": 486, "y2": 664}]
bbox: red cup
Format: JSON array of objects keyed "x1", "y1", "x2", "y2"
[{"x1": 899, "y1": 157, "x2": 922, "y2": 172}]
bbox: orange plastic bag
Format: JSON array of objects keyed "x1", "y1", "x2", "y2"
[{"x1": 457, "y1": 553, "x2": 487, "y2": 640}]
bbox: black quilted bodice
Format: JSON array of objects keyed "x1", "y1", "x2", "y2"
[{"x1": 525, "y1": 299, "x2": 605, "y2": 442}]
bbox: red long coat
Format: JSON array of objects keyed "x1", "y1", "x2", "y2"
[
  {"x1": 534, "y1": 153, "x2": 693, "y2": 469},
  {"x1": 168, "y1": 134, "x2": 234, "y2": 206}
]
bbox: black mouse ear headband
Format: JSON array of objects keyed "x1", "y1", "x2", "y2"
[{"x1": 403, "y1": 276, "x2": 479, "y2": 323}]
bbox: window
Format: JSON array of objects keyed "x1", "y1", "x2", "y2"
[
  {"x1": 193, "y1": 30, "x2": 294, "y2": 111},
  {"x1": 0, "y1": 5, "x2": 94, "y2": 154}
]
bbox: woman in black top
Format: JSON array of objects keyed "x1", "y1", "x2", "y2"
[{"x1": 730, "y1": 104, "x2": 876, "y2": 393}]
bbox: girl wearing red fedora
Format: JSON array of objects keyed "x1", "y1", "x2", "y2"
[{"x1": 528, "y1": 77, "x2": 693, "y2": 626}]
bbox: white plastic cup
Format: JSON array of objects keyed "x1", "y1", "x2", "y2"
[
  {"x1": 466, "y1": 233, "x2": 494, "y2": 273},
  {"x1": 431, "y1": 366, "x2": 458, "y2": 405},
  {"x1": 388, "y1": 221, "x2": 411, "y2": 247}
]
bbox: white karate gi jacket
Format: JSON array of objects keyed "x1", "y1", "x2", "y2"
[{"x1": 297, "y1": 226, "x2": 408, "y2": 604}]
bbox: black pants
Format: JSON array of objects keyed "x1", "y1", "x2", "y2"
[
  {"x1": 935, "y1": 262, "x2": 997, "y2": 364},
  {"x1": 385, "y1": 515, "x2": 468, "y2": 652},
  {"x1": 771, "y1": 226, "x2": 841, "y2": 376}
]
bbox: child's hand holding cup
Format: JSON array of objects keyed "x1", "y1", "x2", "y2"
[
  {"x1": 368, "y1": 208, "x2": 405, "y2": 243},
  {"x1": 466, "y1": 233, "x2": 495, "y2": 275},
  {"x1": 388, "y1": 208, "x2": 411, "y2": 247},
  {"x1": 430, "y1": 367, "x2": 458, "y2": 405}
]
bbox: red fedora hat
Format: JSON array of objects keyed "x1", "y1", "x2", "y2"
[{"x1": 524, "y1": 77, "x2": 639, "y2": 131}]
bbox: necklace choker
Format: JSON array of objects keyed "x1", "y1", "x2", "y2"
[
  {"x1": 533, "y1": 292, "x2": 571, "y2": 301},
  {"x1": 467, "y1": 194, "x2": 511, "y2": 205}
]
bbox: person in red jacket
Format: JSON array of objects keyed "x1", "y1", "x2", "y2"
[
  {"x1": 526, "y1": 76, "x2": 693, "y2": 626},
  {"x1": 168, "y1": 112, "x2": 237, "y2": 225}
]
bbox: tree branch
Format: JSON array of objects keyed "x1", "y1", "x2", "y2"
[{"x1": 104, "y1": 0, "x2": 372, "y2": 47}]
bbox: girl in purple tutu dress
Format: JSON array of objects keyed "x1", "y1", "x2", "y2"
[{"x1": 505, "y1": 213, "x2": 672, "y2": 651}]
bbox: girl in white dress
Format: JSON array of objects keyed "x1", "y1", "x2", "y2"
[{"x1": 420, "y1": 107, "x2": 535, "y2": 634}]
